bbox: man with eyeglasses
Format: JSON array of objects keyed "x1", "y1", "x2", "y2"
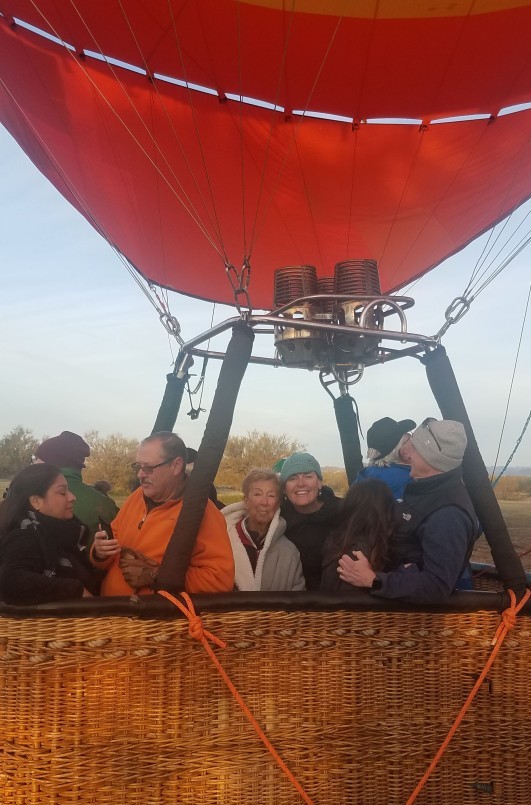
[
  {"x1": 338, "y1": 419, "x2": 478, "y2": 603},
  {"x1": 91, "y1": 431, "x2": 234, "y2": 595}
]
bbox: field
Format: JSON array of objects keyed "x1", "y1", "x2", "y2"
[{"x1": 472, "y1": 498, "x2": 531, "y2": 571}]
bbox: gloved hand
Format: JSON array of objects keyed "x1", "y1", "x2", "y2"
[{"x1": 119, "y1": 547, "x2": 159, "y2": 590}]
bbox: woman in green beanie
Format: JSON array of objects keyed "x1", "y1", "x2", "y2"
[{"x1": 280, "y1": 452, "x2": 341, "y2": 589}]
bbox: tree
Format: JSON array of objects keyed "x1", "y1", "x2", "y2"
[
  {"x1": 494, "y1": 475, "x2": 520, "y2": 501},
  {"x1": 83, "y1": 431, "x2": 139, "y2": 496},
  {"x1": 217, "y1": 430, "x2": 305, "y2": 489},
  {"x1": 0, "y1": 426, "x2": 39, "y2": 477},
  {"x1": 494, "y1": 475, "x2": 531, "y2": 500},
  {"x1": 322, "y1": 468, "x2": 348, "y2": 497}
]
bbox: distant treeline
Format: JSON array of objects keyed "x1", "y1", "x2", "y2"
[{"x1": 0, "y1": 426, "x2": 526, "y2": 500}]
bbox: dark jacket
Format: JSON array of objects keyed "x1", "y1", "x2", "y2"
[
  {"x1": 373, "y1": 467, "x2": 478, "y2": 604},
  {"x1": 281, "y1": 487, "x2": 341, "y2": 590},
  {"x1": 321, "y1": 523, "x2": 384, "y2": 592},
  {"x1": 0, "y1": 511, "x2": 104, "y2": 604}
]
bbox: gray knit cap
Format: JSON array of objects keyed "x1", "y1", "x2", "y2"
[
  {"x1": 280, "y1": 452, "x2": 322, "y2": 482},
  {"x1": 410, "y1": 419, "x2": 467, "y2": 473}
]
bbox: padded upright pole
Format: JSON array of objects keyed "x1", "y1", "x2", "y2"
[
  {"x1": 333, "y1": 395, "x2": 363, "y2": 485},
  {"x1": 156, "y1": 322, "x2": 254, "y2": 592},
  {"x1": 423, "y1": 346, "x2": 528, "y2": 593},
  {"x1": 151, "y1": 353, "x2": 193, "y2": 434}
]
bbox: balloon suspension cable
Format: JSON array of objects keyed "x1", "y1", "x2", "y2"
[
  {"x1": 185, "y1": 356, "x2": 208, "y2": 420},
  {"x1": 226, "y1": 258, "x2": 252, "y2": 317},
  {"x1": 433, "y1": 226, "x2": 531, "y2": 342},
  {"x1": 147, "y1": 282, "x2": 185, "y2": 347},
  {"x1": 490, "y1": 283, "x2": 530, "y2": 482},
  {"x1": 491, "y1": 408, "x2": 531, "y2": 488},
  {"x1": 432, "y1": 295, "x2": 472, "y2": 341}
]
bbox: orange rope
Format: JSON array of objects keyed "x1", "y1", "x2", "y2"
[
  {"x1": 406, "y1": 588, "x2": 531, "y2": 804},
  {"x1": 158, "y1": 590, "x2": 316, "y2": 805}
]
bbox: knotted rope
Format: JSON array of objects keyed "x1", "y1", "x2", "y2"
[{"x1": 158, "y1": 590, "x2": 315, "y2": 805}]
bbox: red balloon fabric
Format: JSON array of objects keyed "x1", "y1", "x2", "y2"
[{"x1": 1, "y1": 1, "x2": 531, "y2": 307}]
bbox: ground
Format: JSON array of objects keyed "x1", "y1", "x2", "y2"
[{"x1": 472, "y1": 498, "x2": 531, "y2": 571}]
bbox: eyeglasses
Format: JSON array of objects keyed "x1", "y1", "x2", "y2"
[
  {"x1": 421, "y1": 418, "x2": 442, "y2": 451},
  {"x1": 131, "y1": 458, "x2": 176, "y2": 475}
]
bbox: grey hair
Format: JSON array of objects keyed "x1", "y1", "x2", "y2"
[
  {"x1": 141, "y1": 432, "x2": 187, "y2": 464},
  {"x1": 366, "y1": 433, "x2": 411, "y2": 467}
]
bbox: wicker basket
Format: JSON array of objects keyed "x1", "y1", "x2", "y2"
[{"x1": 1, "y1": 594, "x2": 530, "y2": 804}]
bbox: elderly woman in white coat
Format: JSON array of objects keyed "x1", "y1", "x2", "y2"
[{"x1": 222, "y1": 469, "x2": 305, "y2": 591}]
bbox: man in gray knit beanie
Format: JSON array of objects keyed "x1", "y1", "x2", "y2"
[
  {"x1": 337, "y1": 418, "x2": 478, "y2": 603},
  {"x1": 408, "y1": 419, "x2": 467, "y2": 476}
]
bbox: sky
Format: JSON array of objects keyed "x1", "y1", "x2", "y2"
[{"x1": 1, "y1": 124, "x2": 530, "y2": 469}]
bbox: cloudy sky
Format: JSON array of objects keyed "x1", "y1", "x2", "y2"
[{"x1": 1, "y1": 125, "x2": 530, "y2": 469}]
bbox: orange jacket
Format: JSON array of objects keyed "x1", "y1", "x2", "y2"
[{"x1": 94, "y1": 488, "x2": 234, "y2": 596}]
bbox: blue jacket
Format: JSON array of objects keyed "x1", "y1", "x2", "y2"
[{"x1": 356, "y1": 463, "x2": 411, "y2": 500}]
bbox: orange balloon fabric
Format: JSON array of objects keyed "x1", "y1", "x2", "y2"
[{"x1": 1, "y1": 1, "x2": 531, "y2": 307}]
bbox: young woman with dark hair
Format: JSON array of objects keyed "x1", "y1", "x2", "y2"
[
  {"x1": 0, "y1": 464, "x2": 102, "y2": 604},
  {"x1": 320, "y1": 479, "x2": 396, "y2": 592}
]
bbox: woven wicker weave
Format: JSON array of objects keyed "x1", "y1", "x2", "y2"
[{"x1": 1, "y1": 606, "x2": 530, "y2": 804}]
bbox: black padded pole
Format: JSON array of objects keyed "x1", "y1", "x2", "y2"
[
  {"x1": 333, "y1": 395, "x2": 363, "y2": 485},
  {"x1": 155, "y1": 322, "x2": 254, "y2": 592},
  {"x1": 423, "y1": 346, "x2": 528, "y2": 593},
  {"x1": 151, "y1": 353, "x2": 193, "y2": 434}
]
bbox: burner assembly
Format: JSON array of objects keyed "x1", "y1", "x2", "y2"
[
  {"x1": 176, "y1": 258, "x2": 435, "y2": 392},
  {"x1": 272, "y1": 260, "x2": 418, "y2": 377}
]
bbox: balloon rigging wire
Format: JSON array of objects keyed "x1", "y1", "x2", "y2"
[
  {"x1": 380, "y1": 6, "x2": 465, "y2": 285},
  {"x1": 26, "y1": 0, "x2": 226, "y2": 260},
  {"x1": 463, "y1": 207, "x2": 531, "y2": 298},
  {"x1": 113, "y1": 0, "x2": 230, "y2": 264},
  {"x1": 490, "y1": 283, "x2": 531, "y2": 481},
  {"x1": 164, "y1": 0, "x2": 230, "y2": 262},
  {"x1": 0, "y1": 76, "x2": 177, "y2": 333},
  {"x1": 247, "y1": 7, "x2": 346, "y2": 263},
  {"x1": 377, "y1": 126, "x2": 429, "y2": 276},
  {"x1": 236, "y1": 0, "x2": 248, "y2": 259},
  {"x1": 461, "y1": 122, "x2": 531, "y2": 297},
  {"x1": 246, "y1": 1, "x2": 296, "y2": 258},
  {"x1": 386, "y1": 118, "x2": 494, "y2": 290}
]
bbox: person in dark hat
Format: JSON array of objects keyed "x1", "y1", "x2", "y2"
[
  {"x1": 356, "y1": 417, "x2": 416, "y2": 500},
  {"x1": 93, "y1": 480, "x2": 112, "y2": 496},
  {"x1": 34, "y1": 431, "x2": 118, "y2": 543}
]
